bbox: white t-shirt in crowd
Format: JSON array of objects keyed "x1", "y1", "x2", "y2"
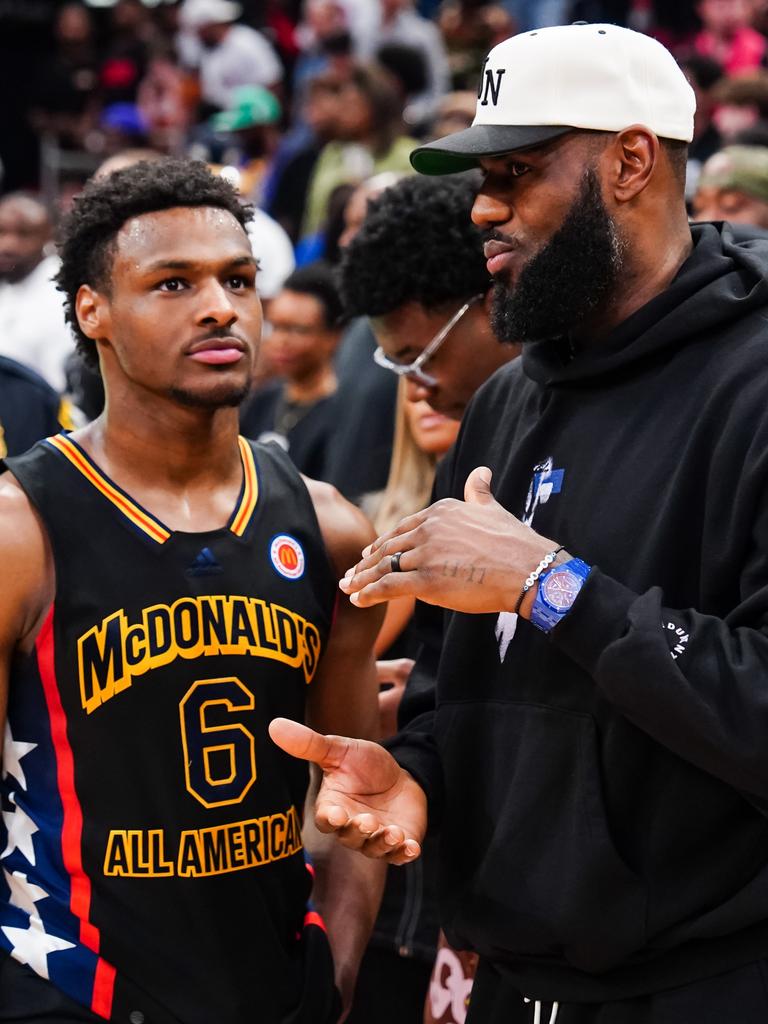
[
  {"x1": 247, "y1": 208, "x2": 295, "y2": 301},
  {"x1": 0, "y1": 254, "x2": 74, "y2": 393},
  {"x1": 200, "y1": 25, "x2": 283, "y2": 110}
]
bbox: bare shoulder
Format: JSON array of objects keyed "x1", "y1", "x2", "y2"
[
  {"x1": 302, "y1": 477, "x2": 376, "y2": 578},
  {"x1": 0, "y1": 472, "x2": 53, "y2": 647},
  {"x1": 0, "y1": 472, "x2": 44, "y2": 543}
]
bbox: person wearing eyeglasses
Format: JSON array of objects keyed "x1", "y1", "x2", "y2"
[
  {"x1": 240, "y1": 262, "x2": 344, "y2": 480},
  {"x1": 338, "y1": 174, "x2": 517, "y2": 422}
]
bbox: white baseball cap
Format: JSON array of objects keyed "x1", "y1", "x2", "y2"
[
  {"x1": 411, "y1": 23, "x2": 696, "y2": 175},
  {"x1": 180, "y1": 0, "x2": 242, "y2": 29}
]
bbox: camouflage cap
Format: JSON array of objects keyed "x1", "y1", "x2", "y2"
[{"x1": 698, "y1": 146, "x2": 768, "y2": 204}]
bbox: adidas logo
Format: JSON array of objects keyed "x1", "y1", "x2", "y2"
[{"x1": 186, "y1": 547, "x2": 223, "y2": 577}]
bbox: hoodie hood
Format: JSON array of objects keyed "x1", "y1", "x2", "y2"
[{"x1": 522, "y1": 222, "x2": 768, "y2": 386}]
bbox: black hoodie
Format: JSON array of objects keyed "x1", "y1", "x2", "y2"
[{"x1": 388, "y1": 223, "x2": 768, "y2": 1002}]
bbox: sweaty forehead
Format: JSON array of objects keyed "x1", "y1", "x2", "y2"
[{"x1": 114, "y1": 205, "x2": 250, "y2": 267}]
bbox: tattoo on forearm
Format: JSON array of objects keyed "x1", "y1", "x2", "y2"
[{"x1": 442, "y1": 562, "x2": 487, "y2": 584}]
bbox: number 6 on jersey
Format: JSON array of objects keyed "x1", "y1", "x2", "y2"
[{"x1": 179, "y1": 677, "x2": 257, "y2": 808}]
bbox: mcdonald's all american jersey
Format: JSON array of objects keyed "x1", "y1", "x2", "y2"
[{"x1": 0, "y1": 435, "x2": 340, "y2": 1024}]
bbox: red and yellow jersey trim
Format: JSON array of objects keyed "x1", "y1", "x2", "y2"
[
  {"x1": 46, "y1": 434, "x2": 259, "y2": 544},
  {"x1": 47, "y1": 435, "x2": 171, "y2": 543},
  {"x1": 230, "y1": 436, "x2": 259, "y2": 537}
]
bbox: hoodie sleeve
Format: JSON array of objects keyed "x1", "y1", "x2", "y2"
[{"x1": 552, "y1": 558, "x2": 768, "y2": 803}]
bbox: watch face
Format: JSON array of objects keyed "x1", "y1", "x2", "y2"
[{"x1": 541, "y1": 569, "x2": 582, "y2": 613}]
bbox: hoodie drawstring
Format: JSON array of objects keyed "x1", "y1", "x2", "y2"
[{"x1": 523, "y1": 997, "x2": 560, "y2": 1024}]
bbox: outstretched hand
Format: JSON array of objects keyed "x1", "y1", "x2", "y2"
[
  {"x1": 269, "y1": 718, "x2": 427, "y2": 865},
  {"x1": 339, "y1": 466, "x2": 559, "y2": 614}
]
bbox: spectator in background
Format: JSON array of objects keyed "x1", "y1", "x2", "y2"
[
  {"x1": 0, "y1": 194, "x2": 73, "y2": 393},
  {"x1": 711, "y1": 70, "x2": 768, "y2": 142},
  {"x1": 695, "y1": 0, "x2": 766, "y2": 74},
  {"x1": 179, "y1": 0, "x2": 283, "y2": 114},
  {"x1": 292, "y1": 0, "x2": 358, "y2": 103},
  {"x1": 337, "y1": 175, "x2": 517, "y2": 422},
  {"x1": 680, "y1": 54, "x2": 724, "y2": 199},
  {"x1": 295, "y1": 180, "x2": 357, "y2": 265},
  {"x1": 137, "y1": 39, "x2": 194, "y2": 152},
  {"x1": 266, "y1": 70, "x2": 351, "y2": 242},
  {"x1": 0, "y1": 356, "x2": 75, "y2": 458},
  {"x1": 240, "y1": 263, "x2": 343, "y2": 479},
  {"x1": 364, "y1": 0, "x2": 450, "y2": 126},
  {"x1": 210, "y1": 84, "x2": 283, "y2": 201},
  {"x1": 29, "y1": 2, "x2": 99, "y2": 152},
  {"x1": 324, "y1": 174, "x2": 403, "y2": 506},
  {"x1": 376, "y1": 41, "x2": 431, "y2": 131},
  {"x1": 692, "y1": 144, "x2": 768, "y2": 226},
  {"x1": 428, "y1": 90, "x2": 477, "y2": 141},
  {"x1": 438, "y1": 0, "x2": 515, "y2": 90},
  {"x1": 100, "y1": 0, "x2": 158, "y2": 106},
  {"x1": 681, "y1": 54, "x2": 724, "y2": 161},
  {"x1": 301, "y1": 62, "x2": 416, "y2": 239}
]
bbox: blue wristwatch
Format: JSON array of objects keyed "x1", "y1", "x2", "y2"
[{"x1": 529, "y1": 558, "x2": 591, "y2": 633}]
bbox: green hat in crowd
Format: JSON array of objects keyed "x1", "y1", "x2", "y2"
[
  {"x1": 211, "y1": 86, "x2": 281, "y2": 133},
  {"x1": 698, "y1": 146, "x2": 768, "y2": 204}
]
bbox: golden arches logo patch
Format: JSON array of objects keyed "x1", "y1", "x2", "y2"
[{"x1": 270, "y1": 535, "x2": 305, "y2": 580}]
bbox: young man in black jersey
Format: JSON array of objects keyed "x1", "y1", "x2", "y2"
[{"x1": 0, "y1": 159, "x2": 383, "y2": 1024}]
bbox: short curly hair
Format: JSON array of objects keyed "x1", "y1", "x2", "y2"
[
  {"x1": 56, "y1": 158, "x2": 253, "y2": 369},
  {"x1": 337, "y1": 174, "x2": 490, "y2": 318}
]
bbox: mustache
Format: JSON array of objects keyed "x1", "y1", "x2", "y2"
[
  {"x1": 192, "y1": 326, "x2": 250, "y2": 345},
  {"x1": 482, "y1": 228, "x2": 519, "y2": 249}
]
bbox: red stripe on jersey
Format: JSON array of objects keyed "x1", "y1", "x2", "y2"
[
  {"x1": 91, "y1": 958, "x2": 116, "y2": 1018},
  {"x1": 303, "y1": 911, "x2": 328, "y2": 933},
  {"x1": 36, "y1": 604, "x2": 116, "y2": 1016}
]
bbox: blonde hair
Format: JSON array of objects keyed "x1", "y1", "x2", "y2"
[{"x1": 374, "y1": 380, "x2": 440, "y2": 535}]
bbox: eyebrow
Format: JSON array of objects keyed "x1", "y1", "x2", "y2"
[{"x1": 142, "y1": 255, "x2": 259, "y2": 273}]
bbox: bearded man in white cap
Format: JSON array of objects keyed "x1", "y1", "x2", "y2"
[{"x1": 271, "y1": 22, "x2": 768, "y2": 1023}]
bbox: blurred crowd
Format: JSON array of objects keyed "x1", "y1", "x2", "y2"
[{"x1": 7, "y1": 0, "x2": 768, "y2": 1021}]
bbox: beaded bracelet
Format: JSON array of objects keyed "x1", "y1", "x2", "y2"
[{"x1": 513, "y1": 545, "x2": 565, "y2": 615}]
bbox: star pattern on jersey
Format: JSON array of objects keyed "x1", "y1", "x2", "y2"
[
  {"x1": 2, "y1": 723, "x2": 37, "y2": 791},
  {"x1": 2, "y1": 794, "x2": 38, "y2": 865},
  {"x1": 2, "y1": 915, "x2": 75, "y2": 980},
  {"x1": 4, "y1": 868, "x2": 48, "y2": 918}
]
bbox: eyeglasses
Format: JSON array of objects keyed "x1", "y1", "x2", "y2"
[{"x1": 372, "y1": 294, "x2": 483, "y2": 387}]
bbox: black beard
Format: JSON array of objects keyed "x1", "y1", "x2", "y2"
[
  {"x1": 489, "y1": 168, "x2": 624, "y2": 344},
  {"x1": 169, "y1": 381, "x2": 251, "y2": 409}
]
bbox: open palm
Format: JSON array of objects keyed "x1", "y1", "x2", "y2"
[{"x1": 269, "y1": 718, "x2": 427, "y2": 864}]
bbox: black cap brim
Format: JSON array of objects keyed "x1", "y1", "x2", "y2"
[{"x1": 410, "y1": 123, "x2": 572, "y2": 175}]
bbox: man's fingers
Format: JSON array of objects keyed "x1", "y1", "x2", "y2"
[
  {"x1": 348, "y1": 571, "x2": 422, "y2": 607},
  {"x1": 464, "y1": 465, "x2": 494, "y2": 504},
  {"x1": 315, "y1": 807, "x2": 422, "y2": 862},
  {"x1": 268, "y1": 718, "x2": 347, "y2": 769},
  {"x1": 341, "y1": 529, "x2": 421, "y2": 592},
  {"x1": 359, "y1": 511, "x2": 428, "y2": 559}
]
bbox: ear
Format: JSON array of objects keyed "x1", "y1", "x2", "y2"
[
  {"x1": 609, "y1": 126, "x2": 659, "y2": 204},
  {"x1": 75, "y1": 283, "x2": 111, "y2": 342}
]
